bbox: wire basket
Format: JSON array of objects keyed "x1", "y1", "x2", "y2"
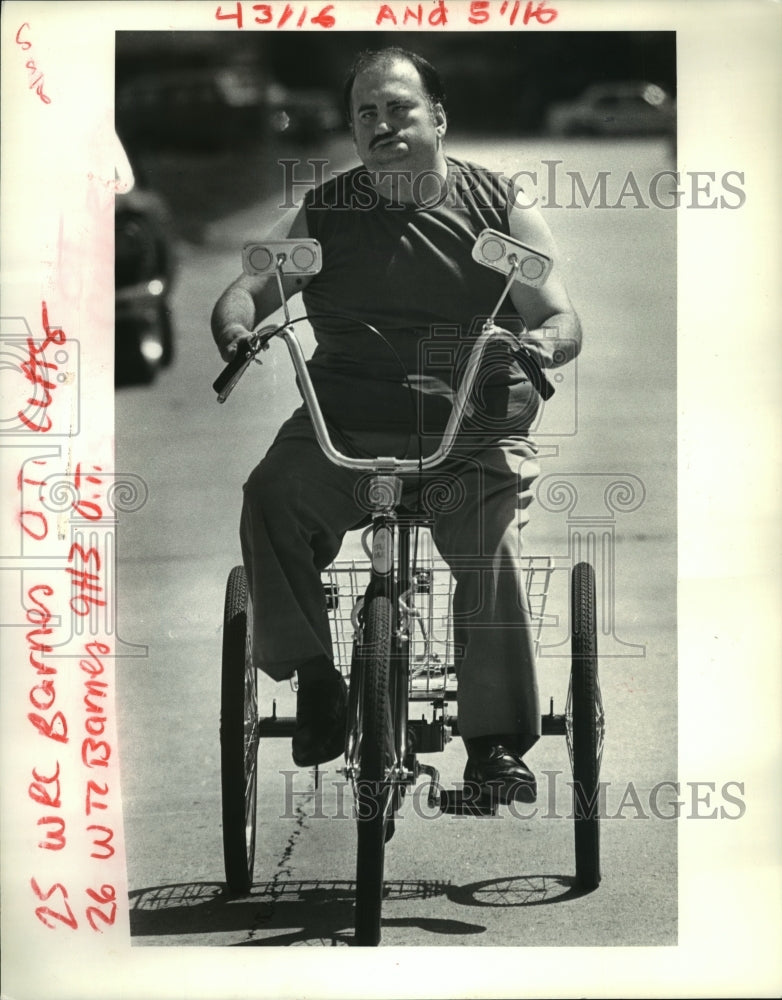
[{"x1": 321, "y1": 543, "x2": 555, "y2": 702}]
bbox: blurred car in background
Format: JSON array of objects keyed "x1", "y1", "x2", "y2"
[
  {"x1": 117, "y1": 66, "x2": 268, "y2": 151},
  {"x1": 115, "y1": 148, "x2": 177, "y2": 386},
  {"x1": 117, "y1": 67, "x2": 341, "y2": 152},
  {"x1": 546, "y1": 81, "x2": 676, "y2": 137},
  {"x1": 267, "y1": 83, "x2": 342, "y2": 142}
]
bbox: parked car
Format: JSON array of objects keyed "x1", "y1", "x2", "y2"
[
  {"x1": 115, "y1": 146, "x2": 177, "y2": 386},
  {"x1": 546, "y1": 81, "x2": 676, "y2": 137}
]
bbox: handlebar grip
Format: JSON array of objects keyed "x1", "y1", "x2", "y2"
[
  {"x1": 511, "y1": 346, "x2": 556, "y2": 401},
  {"x1": 213, "y1": 343, "x2": 254, "y2": 403}
]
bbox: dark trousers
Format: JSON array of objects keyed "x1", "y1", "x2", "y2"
[{"x1": 240, "y1": 408, "x2": 542, "y2": 748}]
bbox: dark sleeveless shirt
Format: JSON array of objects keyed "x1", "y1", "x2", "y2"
[{"x1": 302, "y1": 156, "x2": 538, "y2": 438}]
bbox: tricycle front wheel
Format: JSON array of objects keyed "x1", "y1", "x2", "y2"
[{"x1": 353, "y1": 593, "x2": 396, "y2": 946}]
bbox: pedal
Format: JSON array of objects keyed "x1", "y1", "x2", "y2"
[
  {"x1": 417, "y1": 763, "x2": 441, "y2": 809},
  {"x1": 439, "y1": 788, "x2": 499, "y2": 817}
]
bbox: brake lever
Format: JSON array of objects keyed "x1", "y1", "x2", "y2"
[
  {"x1": 213, "y1": 340, "x2": 258, "y2": 403},
  {"x1": 483, "y1": 319, "x2": 556, "y2": 402},
  {"x1": 511, "y1": 344, "x2": 556, "y2": 401},
  {"x1": 213, "y1": 325, "x2": 281, "y2": 403}
]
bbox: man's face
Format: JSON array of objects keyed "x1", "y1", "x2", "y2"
[{"x1": 350, "y1": 58, "x2": 446, "y2": 176}]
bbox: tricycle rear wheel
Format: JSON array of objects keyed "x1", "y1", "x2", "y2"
[
  {"x1": 220, "y1": 565, "x2": 259, "y2": 894},
  {"x1": 569, "y1": 561, "x2": 603, "y2": 892}
]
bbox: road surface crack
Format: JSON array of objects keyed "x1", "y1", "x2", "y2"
[{"x1": 246, "y1": 787, "x2": 313, "y2": 940}]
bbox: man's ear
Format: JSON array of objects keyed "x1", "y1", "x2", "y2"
[{"x1": 433, "y1": 102, "x2": 447, "y2": 139}]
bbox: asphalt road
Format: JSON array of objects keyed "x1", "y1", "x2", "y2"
[{"x1": 115, "y1": 135, "x2": 678, "y2": 948}]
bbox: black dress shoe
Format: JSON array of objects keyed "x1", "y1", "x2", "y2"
[
  {"x1": 292, "y1": 669, "x2": 348, "y2": 767},
  {"x1": 463, "y1": 738, "x2": 537, "y2": 804}
]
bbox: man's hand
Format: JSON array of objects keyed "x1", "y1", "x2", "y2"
[
  {"x1": 215, "y1": 322, "x2": 255, "y2": 364},
  {"x1": 211, "y1": 280, "x2": 259, "y2": 362},
  {"x1": 517, "y1": 331, "x2": 555, "y2": 369},
  {"x1": 508, "y1": 316, "x2": 581, "y2": 370}
]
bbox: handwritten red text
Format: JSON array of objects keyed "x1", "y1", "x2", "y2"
[
  {"x1": 29, "y1": 641, "x2": 118, "y2": 932},
  {"x1": 29, "y1": 762, "x2": 66, "y2": 851},
  {"x1": 17, "y1": 302, "x2": 66, "y2": 433},
  {"x1": 215, "y1": 2, "x2": 335, "y2": 28},
  {"x1": 80, "y1": 641, "x2": 113, "y2": 779},
  {"x1": 70, "y1": 464, "x2": 105, "y2": 520},
  {"x1": 18, "y1": 461, "x2": 50, "y2": 541},
  {"x1": 376, "y1": 1, "x2": 448, "y2": 24},
  {"x1": 15, "y1": 23, "x2": 52, "y2": 104},
  {"x1": 212, "y1": 0, "x2": 558, "y2": 28},
  {"x1": 26, "y1": 583, "x2": 68, "y2": 745},
  {"x1": 468, "y1": 0, "x2": 557, "y2": 24},
  {"x1": 17, "y1": 460, "x2": 106, "y2": 543},
  {"x1": 30, "y1": 879, "x2": 118, "y2": 933},
  {"x1": 67, "y1": 541, "x2": 105, "y2": 618}
]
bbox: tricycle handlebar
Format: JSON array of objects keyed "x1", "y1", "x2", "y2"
[{"x1": 216, "y1": 318, "x2": 533, "y2": 473}]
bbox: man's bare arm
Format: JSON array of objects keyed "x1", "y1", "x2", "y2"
[
  {"x1": 506, "y1": 195, "x2": 582, "y2": 369},
  {"x1": 210, "y1": 204, "x2": 311, "y2": 362}
]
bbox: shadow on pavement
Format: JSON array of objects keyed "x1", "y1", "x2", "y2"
[
  {"x1": 129, "y1": 872, "x2": 582, "y2": 945},
  {"x1": 448, "y1": 873, "x2": 588, "y2": 908}
]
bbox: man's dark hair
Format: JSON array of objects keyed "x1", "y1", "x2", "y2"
[{"x1": 342, "y1": 47, "x2": 447, "y2": 123}]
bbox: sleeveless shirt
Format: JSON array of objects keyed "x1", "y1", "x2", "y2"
[{"x1": 302, "y1": 156, "x2": 539, "y2": 438}]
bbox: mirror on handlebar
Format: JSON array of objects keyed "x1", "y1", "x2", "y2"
[
  {"x1": 242, "y1": 239, "x2": 322, "y2": 277},
  {"x1": 471, "y1": 229, "x2": 552, "y2": 287}
]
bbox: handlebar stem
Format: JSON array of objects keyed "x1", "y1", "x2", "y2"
[
  {"x1": 274, "y1": 258, "x2": 292, "y2": 326},
  {"x1": 487, "y1": 254, "x2": 523, "y2": 326}
]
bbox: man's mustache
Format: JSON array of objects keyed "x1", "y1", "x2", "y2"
[{"x1": 370, "y1": 132, "x2": 402, "y2": 151}]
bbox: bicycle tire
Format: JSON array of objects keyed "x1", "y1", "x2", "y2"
[
  {"x1": 220, "y1": 565, "x2": 259, "y2": 894},
  {"x1": 570, "y1": 561, "x2": 602, "y2": 891},
  {"x1": 354, "y1": 593, "x2": 395, "y2": 947}
]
